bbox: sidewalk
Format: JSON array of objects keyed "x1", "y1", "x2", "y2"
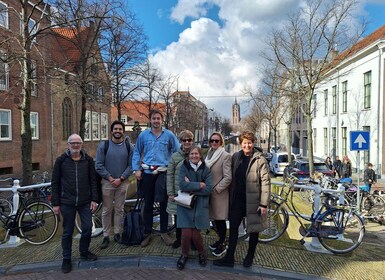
[{"x1": 0, "y1": 224, "x2": 384, "y2": 280}]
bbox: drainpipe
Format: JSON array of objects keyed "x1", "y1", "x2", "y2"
[
  {"x1": 377, "y1": 45, "x2": 382, "y2": 177},
  {"x1": 50, "y1": 87, "x2": 54, "y2": 169}
]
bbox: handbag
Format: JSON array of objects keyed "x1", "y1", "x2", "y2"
[{"x1": 174, "y1": 190, "x2": 197, "y2": 209}]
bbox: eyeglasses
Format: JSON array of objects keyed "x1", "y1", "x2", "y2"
[
  {"x1": 182, "y1": 139, "x2": 193, "y2": 142},
  {"x1": 68, "y1": 142, "x2": 83, "y2": 145},
  {"x1": 209, "y1": 139, "x2": 220, "y2": 143}
]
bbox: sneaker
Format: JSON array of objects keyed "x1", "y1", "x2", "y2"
[
  {"x1": 100, "y1": 236, "x2": 110, "y2": 249},
  {"x1": 209, "y1": 240, "x2": 221, "y2": 250},
  {"x1": 212, "y1": 244, "x2": 227, "y2": 257},
  {"x1": 161, "y1": 233, "x2": 174, "y2": 246},
  {"x1": 80, "y1": 251, "x2": 98, "y2": 261},
  {"x1": 140, "y1": 234, "x2": 151, "y2": 247},
  {"x1": 61, "y1": 259, "x2": 72, "y2": 273},
  {"x1": 114, "y1": 233, "x2": 121, "y2": 243}
]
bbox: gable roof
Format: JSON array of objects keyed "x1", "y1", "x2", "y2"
[{"x1": 111, "y1": 101, "x2": 166, "y2": 125}]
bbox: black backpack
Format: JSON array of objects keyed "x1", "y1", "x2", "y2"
[{"x1": 121, "y1": 198, "x2": 145, "y2": 246}]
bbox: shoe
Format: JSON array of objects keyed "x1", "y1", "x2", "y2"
[
  {"x1": 198, "y1": 254, "x2": 207, "y2": 266},
  {"x1": 114, "y1": 233, "x2": 121, "y2": 243},
  {"x1": 161, "y1": 233, "x2": 174, "y2": 246},
  {"x1": 213, "y1": 255, "x2": 234, "y2": 267},
  {"x1": 61, "y1": 259, "x2": 72, "y2": 273},
  {"x1": 172, "y1": 240, "x2": 181, "y2": 249},
  {"x1": 243, "y1": 254, "x2": 254, "y2": 268},
  {"x1": 140, "y1": 234, "x2": 151, "y2": 247},
  {"x1": 209, "y1": 240, "x2": 221, "y2": 250},
  {"x1": 212, "y1": 244, "x2": 227, "y2": 257},
  {"x1": 177, "y1": 255, "x2": 188, "y2": 270},
  {"x1": 80, "y1": 251, "x2": 98, "y2": 261},
  {"x1": 100, "y1": 236, "x2": 110, "y2": 249}
]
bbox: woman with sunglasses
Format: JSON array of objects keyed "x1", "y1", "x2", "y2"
[
  {"x1": 214, "y1": 130, "x2": 270, "y2": 268},
  {"x1": 205, "y1": 132, "x2": 232, "y2": 257},
  {"x1": 166, "y1": 130, "x2": 195, "y2": 249}
]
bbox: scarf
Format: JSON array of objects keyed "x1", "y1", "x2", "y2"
[
  {"x1": 205, "y1": 147, "x2": 225, "y2": 168},
  {"x1": 189, "y1": 160, "x2": 202, "y2": 171}
]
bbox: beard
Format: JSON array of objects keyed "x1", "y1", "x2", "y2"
[{"x1": 112, "y1": 132, "x2": 123, "y2": 140}]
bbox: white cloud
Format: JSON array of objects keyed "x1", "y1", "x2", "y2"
[{"x1": 150, "y1": 0, "x2": 372, "y2": 118}]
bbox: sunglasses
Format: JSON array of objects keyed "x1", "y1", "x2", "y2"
[
  {"x1": 69, "y1": 142, "x2": 82, "y2": 145},
  {"x1": 209, "y1": 139, "x2": 220, "y2": 143},
  {"x1": 182, "y1": 139, "x2": 193, "y2": 142}
]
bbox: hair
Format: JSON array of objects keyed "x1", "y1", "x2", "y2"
[
  {"x1": 110, "y1": 120, "x2": 125, "y2": 132},
  {"x1": 239, "y1": 130, "x2": 255, "y2": 143},
  {"x1": 67, "y1": 133, "x2": 83, "y2": 143},
  {"x1": 149, "y1": 109, "x2": 164, "y2": 120},
  {"x1": 368, "y1": 163, "x2": 373, "y2": 167},
  {"x1": 178, "y1": 130, "x2": 194, "y2": 141},
  {"x1": 209, "y1": 132, "x2": 225, "y2": 147},
  {"x1": 189, "y1": 145, "x2": 203, "y2": 160}
]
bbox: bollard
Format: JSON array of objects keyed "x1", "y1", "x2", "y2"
[{"x1": 7, "y1": 180, "x2": 24, "y2": 246}]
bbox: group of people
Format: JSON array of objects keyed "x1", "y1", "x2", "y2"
[{"x1": 51, "y1": 109, "x2": 271, "y2": 273}]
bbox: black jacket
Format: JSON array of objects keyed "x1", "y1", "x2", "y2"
[{"x1": 51, "y1": 150, "x2": 98, "y2": 207}]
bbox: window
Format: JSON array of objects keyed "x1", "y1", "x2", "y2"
[
  {"x1": 324, "y1": 89, "x2": 328, "y2": 115},
  {"x1": 84, "y1": 111, "x2": 91, "y2": 141},
  {"x1": 363, "y1": 126, "x2": 370, "y2": 165},
  {"x1": 332, "y1": 85, "x2": 337, "y2": 114},
  {"x1": 98, "y1": 87, "x2": 104, "y2": 101},
  {"x1": 62, "y1": 98, "x2": 73, "y2": 140},
  {"x1": 313, "y1": 128, "x2": 317, "y2": 153},
  {"x1": 91, "y1": 57, "x2": 98, "y2": 74},
  {"x1": 86, "y1": 83, "x2": 94, "y2": 95},
  {"x1": 342, "y1": 127, "x2": 347, "y2": 157},
  {"x1": 92, "y1": 112, "x2": 99, "y2": 140},
  {"x1": 323, "y1": 128, "x2": 328, "y2": 156},
  {"x1": 312, "y1": 94, "x2": 317, "y2": 118},
  {"x1": 30, "y1": 112, "x2": 39, "y2": 139},
  {"x1": 101, "y1": 113, "x2": 108, "y2": 140},
  {"x1": 342, "y1": 81, "x2": 347, "y2": 113},
  {"x1": 0, "y1": 1, "x2": 8, "y2": 29},
  {"x1": 331, "y1": 127, "x2": 336, "y2": 157},
  {"x1": 364, "y1": 71, "x2": 371, "y2": 109},
  {"x1": 31, "y1": 63, "x2": 37, "y2": 96},
  {"x1": 0, "y1": 51, "x2": 8, "y2": 90},
  {"x1": 0, "y1": 109, "x2": 11, "y2": 140}
]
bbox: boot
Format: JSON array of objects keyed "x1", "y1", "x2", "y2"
[
  {"x1": 213, "y1": 252, "x2": 234, "y2": 267},
  {"x1": 243, "y1": 253, "x2": 254, "y2": 268},
  {"x1": 61, "y1": 259, "x2": 72, "y2": 273}
]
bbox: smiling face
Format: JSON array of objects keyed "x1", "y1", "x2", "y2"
[
  {"x1": 150, "y1": 112, "x2": 163, "y2": 129},
  {"x1": 209, "y1": 133, "x2": 222, "y2": 149},
  {"x1": 112, "y1": 124, "x2": 124, "y2": 140},
  {"x1": 67, "y1": 134, "x2": 83, "y2": 155},
  {"x1": 241, "y1": 138, "x2": 254, "y2": 156},
  {"x1": 189, "y1": 147, "x2": 202, "y2": 164}
]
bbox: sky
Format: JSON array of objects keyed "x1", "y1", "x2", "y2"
[{"x1": 128, "y1": 0, "x2": 385, "y2": 119}]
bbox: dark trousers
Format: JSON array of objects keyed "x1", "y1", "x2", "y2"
[
  {"x1": 227, "y1": 206, "x2": 259, "y2": 259},
  {"x1": 213, "y1": 219, "x2": 227, "y2": 244},
  {"x1": 141, "y1": 173, "x2": 168, "y2": 234},
  {"x1": 61, "y1": 203, "x2": 92, "y2": 260}
]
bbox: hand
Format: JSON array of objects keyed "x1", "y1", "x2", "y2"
[
  {"x1": 135, "y1": 170, "x2": 142, "y2": 181},
  {"x1": 53, "y1": 206, "x2": 60, "y2": 215},
  {"x1": 199, "y1": 182, "x2": 206, "y2": 189},
  {"x1": 110, "y1": 178, "x2": 122, "y2": 187},
  {"x1": 184, "y1": 176, "x2": 190, "y2": 182},
  {"x1": 169, "y1": 195, "x2": 175, "y2": 201},
  {"x1": 258, "y1": 207, "x2": 267, "y2": 216},
  {"x1": 90, "y1": 201, "x2": 98, "y2": 212}
]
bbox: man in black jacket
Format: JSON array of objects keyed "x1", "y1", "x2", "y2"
[{"x1": 51, "y1": 134, "x2": 99, "y2": 273}]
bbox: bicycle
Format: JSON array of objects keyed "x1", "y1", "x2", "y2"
[
  {"x1": 0, "y1": 187, "x2": 58, "y2": 245},
  {"x1": 75, "y1": 198, "x2": 175, "y2": 238},
  {"x1": 259, "y1": 176, "x2": 365, "y2": 254}
]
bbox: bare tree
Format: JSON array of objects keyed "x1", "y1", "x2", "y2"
[
  {"x1": 265, "y1": 0, "x2": 364, "y2": 174},
  {"x1": 157, "y1": 74, "x2": 179, "y2": 129}
]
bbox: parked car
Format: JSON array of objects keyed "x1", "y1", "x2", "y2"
[
  {"x1": 201, "y1": 139, "x2": 209, "y2": 148},
  {"x1": 283, "y1": 157, "x2": 334, "y2": 183},
  {"x1": 269, "y1": 152, "x2": 296, "y2": 176}
]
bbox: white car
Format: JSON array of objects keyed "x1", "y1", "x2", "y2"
[{"x1": 269, "y1": 152, "x2": 296, "y2": 176}]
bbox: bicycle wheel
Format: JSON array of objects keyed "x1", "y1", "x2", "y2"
[
  {"x1": 0, "y1": 198, "x2": 12, "y2": 217},
  {"x1": 18, "y1": 201, "x2": 58, "y2": 245},
  {"x1": 139, "y1": 200, "x2": 175, "y2": 233},
  {"x1": 259, "y1": 200, "x2": 289, "y2": 243},
  {"x1": 75, "y1": 203, "x2": 103, "y2": 238},
  {"x1": 362, "y1": 194, "x2": 385, "y2": 218},
  {"x1": 317, "y1": 208, "x2": 365, "y2": 254}
]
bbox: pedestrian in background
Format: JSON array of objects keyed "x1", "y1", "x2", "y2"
[
  {"x1": 332, "y1": 156, "x2": 342, "y2": 178},
  {"x1": 341, "y1": 155, "x2": 352, "y2": 179},
  {"x1": 166, "y1": 129, "x2": 194, "y2": 249},
  {"x1": 364, "y1": 163, "x2": 376, "y2": 192},
  {"x1": 214, "y1": 130, "x2": 270, "y2": 268},
  {"x1": 96, "y1": 120, "x2": 133, "y2": 249},
  {"x1": 205, "y1": 132, "x2": 232, "y2": 257},
  {"x1": 325, "y1": 156, "x2": 333, "y2": 171},
  {"x1": 176, "y1": 146, "x2": 212, "y2": 270},
  {"x1": 51, "y1": 134, "x2": 98, "y2": 274},
  {"x1": 132, "y1": 109, "x2": 180, "y2": 247}
]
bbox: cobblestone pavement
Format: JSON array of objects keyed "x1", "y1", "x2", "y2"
[{"x1": 0, "y1": 222, "x2": 384, "y2": 280}]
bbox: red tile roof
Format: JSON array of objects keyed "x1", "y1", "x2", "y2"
[{"x1": 111, "y1": 101, "x2": 166, "y2": 125}]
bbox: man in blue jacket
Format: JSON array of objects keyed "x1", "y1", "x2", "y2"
[
  {"x1": 132, "y1": 109, "x2": 179, "y2": 247},
  {"x1": 51, "y1": 134, "x2": 98, "y2": 273}
]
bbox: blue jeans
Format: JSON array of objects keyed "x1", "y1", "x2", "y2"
[
  {"x1": 141, "y1": 173, "x2": 168, "y2": 234},
  {"x1": 61, "y1": 203, "x2": 92, "y2": 259}
]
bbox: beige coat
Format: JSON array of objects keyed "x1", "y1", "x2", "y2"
[{"x1": 208, "y1": 151, "x2": 232, "y2": 220}]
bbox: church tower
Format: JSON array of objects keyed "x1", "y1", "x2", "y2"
[{"x1": 232, "y1": 97, "x2": 240, "y2": 126}]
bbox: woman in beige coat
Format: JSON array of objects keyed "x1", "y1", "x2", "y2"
[{"x1": 205, "y1": 132, "x2": 232, "y2": 257}]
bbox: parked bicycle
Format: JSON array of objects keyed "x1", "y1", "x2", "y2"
[
  {"x1": 260, "y1": 176, "x2": 365, "y2": 254},
  {"x1": 75, "y1": 198, "x2": 175, "y2": 238},
  {"x1": 0, "y1": 186, "x2": 58, "y2": 245}
]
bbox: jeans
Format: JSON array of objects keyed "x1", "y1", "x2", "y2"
[
  {"x1": 61, "y1": 203, "x2": 92, "y2": 259},
  {"x1": 141, "y1": 173, "x2": 168, "y2": 234}
]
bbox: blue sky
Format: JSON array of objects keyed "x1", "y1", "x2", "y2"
[{"x1": 128, "y1": 0, "x2": 385, "y2": 119}]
